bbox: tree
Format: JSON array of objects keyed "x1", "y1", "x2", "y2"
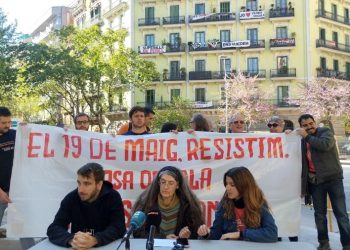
[
  {"x1": 0, "y1": 8, "x2": 18, "y2": 99},
  {"x1": 152, "y1": 97, "x2": 194, "y2": 132},
  {"x1": 291, "y1": 78, "x2": 350, "y2": 132},
  {"x1": 220, "y1": 72, "x2": 274, "y2": 130}
]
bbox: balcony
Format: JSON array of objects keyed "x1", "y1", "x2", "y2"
[
  {"x1": 188, "y1": 40, "x2": 237, "y2": 54},
  {"x1": 316, "y1": 68, "x2": 350, "y2": 80},
  {"x1": 241, "y1": 70, "x2": 266, "y2": 79},
  {"x1": 239, "y1": 10, "x2": 265, "y2": 23},
  {"x1": 103, "y1": 0, "x2": 128, "y2": 20},
  {"x1": 163, "y1": 43, "x2": 186, "y2": 55},
  {"x1": 270, "y1": 68, "x2": 296, "y2": 79},
  {"x1": 240, "y1": 40, "x2": 265, "y2": 52},
  {"x1": 138, "y1": 45, "x2": 166, "y2": 56},
  {"x1": 269, "y1": 8, "x2": 294, "y2": 21},
  {"x1": 265, "y1": 99, "x2": 300, "y2": 108},
  {"x1": 163, "y1": 72, "x2": 186, "y2": 82},
  {"x1": 90, "y1": 15, "x2": 103, "y2": 26},
  {"x1": 189, "y1": 71, "x2": 235, "y2": 81},
  {"x1": 135, "y1": 102, "x2": 170, "y2": 109},
  {"x1": 188, "y1": 12, "x2": 236, "y2": 26},
  {"x1": 72, "y1": 0, "x2": 86, "y2": 17},
  {"x1": 315, "y1": 10, "x2": 350, "y2": 28},
  {"x1": 162, "y1": 16, "x2": 186, "y2": 26},
  {"x1": 270, "y1": 38, "x2": 295, "y2": 50},
  {"x1": 138, "y1": 18, "x2": 160, "y2": 28},
  {"x1": 316, "y1": 39, "x2": 350, "y2": 56}
]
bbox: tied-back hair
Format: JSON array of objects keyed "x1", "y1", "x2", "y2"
[
  {"x1": 132, "y1": 166, "x2": 204, "y2": 230},
  {"x1": 222, "y1": 167, "x2": 269, "y2": 228}
]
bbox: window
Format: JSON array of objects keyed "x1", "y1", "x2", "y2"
[
  {"x1": 318, "y1": 0, "x2": 324, "y2": 12},
  {"x1": 247, "y1": 57, "x2": 258, "y2": 74},
  {"x1": 320, "y1": 57, "x2": 326, "y2": 70},
  {"x1": 145, "y1": 7, "x2": 155, "y2": 24},
  {"x1": 170, "y1": 61, "x2": 180, "y2": 77},
  {"x1": 331, "y1": 4, "x2": 337, "y2": 20},
  {"x1": 277, "y1": 86, "x2": 289, "y2": 106},
  {"x1": 220, "y1": 2, "x2": 230, "y2": 13},
  {"x1": 276, "y1": 27, "x2": 288, "y2": 39},
  {"x1": 346, "y1": 34, "x2": 350, "y2": 52},
  {"x1": 170, "y1": 89, "x2": 181, "y2": 101},
  {"x1": 246, "y1": 0, "x2": 258, "y2": 11},
  {"x1": 220, "y1": 30, "x2": 230, "y2": 42},
  {"x1": 170, "y1": 5, "x2": 179, "y2": 17},
  {"x1": 195, "y1": 88, "x2": 206, "y2": 102},
  {"x1": 195, "y1": 60, "x2": 206, "y2": 71},
  {"x1": 333, "y1": 31, "x2": 338, "y2": 45},
  {"x1": 247, "y1": 28, "x2": 258, "y2": 41},
  {"x1": 345, "y1": 8, "x2": 349, "y2": 24},
  {"x1": 346, "y1": 62, "x2": 350, "y2": 78},
  {"x1": 195, "y1": 31, "x2": 206, "y2": 47},
  {"x1": 319, "y1": 28, "x2": 326, "y2": 40},
  {"x1": 170, "y1": 33, "x2": 180, "y2": 48},
  {"x1": 145, "y1": 90, "x2": 155, "y2": 107},
  {"x1": 277, "y1": 56, "x2": 288, "y2": 72},
  {"x1": 195, "y1": 4, "x2": 205, "y2": 15},
  {"x1": 220, "y1": 58, "x2": 231, "y2": 74},
  {"x1": 90, "y1": 5, "x2": 101, "y2": 19},
  {"x1": 276, "y1": 0, "x2": 287, "y2": 9},
  {"x1": 145, "y1": 34, "x2": 155, "y2": 46},
  {"x1": 333, "y1": 60, "x2": 339, "y2": 72}
]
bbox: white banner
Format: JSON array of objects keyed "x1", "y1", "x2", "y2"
[
  {"x1": 222, "y1": 40, "x2": 251, "y2": 48},
  {"x1": 239, "y1": 10, "x2": 265, "y2": 20},
  {"x1": 8, "y1": 124, "x2": 301, "y2": 237}
]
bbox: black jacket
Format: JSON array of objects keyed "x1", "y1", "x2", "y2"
[
  {"x1": 47, "y1": 181, "x2": 126, "y2": 247},
  {"x1": 301, "y1": 127, "x2": 343, "y2": 194},
  {"x1": 0, "y1": 129, "x2": 16, "y2": 192}
]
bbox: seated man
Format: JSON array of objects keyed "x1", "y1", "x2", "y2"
[{"x1": 47, "y1": 163, "x2": 126, "y2": 248}]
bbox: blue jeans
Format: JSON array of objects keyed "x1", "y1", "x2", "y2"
[
  {"x1": 0, "y1": 201, "x2": 7, "y2": 226},
  {"x1": 309, "y1": 179, "x2": 350, "y2": 246}
]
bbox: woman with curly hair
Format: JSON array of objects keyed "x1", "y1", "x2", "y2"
[
  {"x1": 197, "y1": 166, "x2": 278, "y2": 242},
  {"x1": 132, "y1": 166, "x2": 204, "y2": 239}
]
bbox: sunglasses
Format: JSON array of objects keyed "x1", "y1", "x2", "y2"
[
  {"x1": 233, "y1": 121, "x2": 245, "y2": 125},
  {"x1": 267, "y1": 123, "x2": 279, "y2": 128}
]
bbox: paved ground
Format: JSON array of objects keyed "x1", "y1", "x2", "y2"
[{"x1": 1, "y1": 160, "x2": 350, "y2": 250}]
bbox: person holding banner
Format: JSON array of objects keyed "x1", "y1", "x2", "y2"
[
  {"x1": 297, "y1": 114, "x2": 350, "y2": 250},
  {"x1": 197, "y1": 167, "x2": 278, "y2": 242},
  {"x1": 229, "y1": 114, "x2": 246, "y2": 133},
  {"x1": 74, "y1": 113, "x2": 90, "y2": 131},
  {"x1": 132, "y1": 166, "x2": 204, "y2": 240},
  {"x1": 47, "y1": 163, "x2": 126, "y2": 248},
  {"x1": 122, "y1": 106, "x2": 150, "y2": 135},
  {"x1": 0, "y1": 107, "x2": 16, "y2": 228}
]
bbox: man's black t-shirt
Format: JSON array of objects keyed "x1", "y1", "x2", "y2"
[{"x1": 0, "y1": 129, "x2": 16, "y2": 192}]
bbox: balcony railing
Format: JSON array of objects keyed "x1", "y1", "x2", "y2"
[
  {"x1": 138, "y1": 18, "x2": 160, "y2": 26},
  {"x1": 163, "y1": 16, "x2": 186, "y2": 25},
  {"x1": 189, "y1": 12, "x2": 235, "y2": 23},
  {"x1": 136, "y1": 101, "x2": 171, "y2": 109},
  {"x1": 269, "y1": 8, "x2": 295, "y2": 18},
  {"x1": 241, "y1": 40, "x2": 265, "y2": 49},
  {"x1": 264, "y1": 99, "x2": 300, "y2": 108},
  {"x1": 188, "y1": 71, "x2": 236, "y2": 80},
  {"x1": 188, "y1": 40, "x2": 238, "y2": 52},
  {"x1": 316, "y1": 69, "x2": 350, "y2": 80},
  {"x1": 241, "y1": 69, "x2": 266, "y2": 78},
  {"x1": 316, "y1": 9, "x2": 350, "y2": 25},
  {"x1": 316, "y1": 39, "x2": 350, "y2": 54},
  {"x1": 163, "y1": 43, "x2": 186, "y2": 53},
  {"x1": 270, "y1": 38, "x2": 295, "y2": 47},
  {"x1": 163, "y1": 72, "x2": 186, "y2": 81},
  {"x1": 270, "y1": 68, "x2": 296, "y2": 78}
]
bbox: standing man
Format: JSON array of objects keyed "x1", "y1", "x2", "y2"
[
  {"x1": 0, "y1": 107, "x2": 15, "y2": 227},
  {"x1": 47, "y1": 162, "x2": 126, "y2": 248},
  {"x1": 74, "y1": 113, "x2": 90, "y2": 131},
  {"x1": 229, "y1": 114, "x2": 246, "y2": 133},
  {"x1": 297, "y1": 114, "x2": 350, "y2": 250},
  {"x1": 122, "y1": 106, "x2": 150, "y2": 135},
  {"x1": 118, "y1": 107, "x2": 155, "y2": 135}
]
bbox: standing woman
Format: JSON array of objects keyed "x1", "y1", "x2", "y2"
[
  {"x1": 132, "y1": 166, "x2": 204, "y2": 239},
  {"x1": 197, "y1": 167, "x2": 278, "y2": 242},
  {"x1": 189, "y1": 113, "x2": 210, "y2": 132}
]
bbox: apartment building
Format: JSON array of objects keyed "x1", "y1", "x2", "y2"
[{"x1": 132, "y1": 0, "x2": 350, "y2": 133}]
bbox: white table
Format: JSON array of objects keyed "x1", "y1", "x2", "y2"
[{"x1": 29, "y1": 238, "x2": 316, "y2": 250}]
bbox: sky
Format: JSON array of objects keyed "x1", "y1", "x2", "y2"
[{"x1": 0, "y1": 0, "x2": 75, "y2": 34}]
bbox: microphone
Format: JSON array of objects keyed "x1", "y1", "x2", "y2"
[
  {"x1": 146, "y1": 209, "x2": 162, "y2": 250},
  {"x1": 117, "y1": 211, "x2": 145, "y2": 250}
]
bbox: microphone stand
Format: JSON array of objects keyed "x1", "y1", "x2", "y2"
[
  {"x1": 125, "y1": 237, "x2": 130, "y2": 250},
  {"x1": 146, "y1": 225, "x2": 156, "y2": 250}
]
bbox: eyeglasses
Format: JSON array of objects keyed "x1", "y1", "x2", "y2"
[
  {"x1": 233, "y1": 121, "x2": 245, "y2": 125},
  {"x1": 76, "y1": 120, "x2": 89, "y2": 125},
  {"x1": 267, "y1": 123, "x2": 279, "y2": 128}
]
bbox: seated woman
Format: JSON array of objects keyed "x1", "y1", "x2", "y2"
[
  {"x1": 197, "y1": 166, "x2": 278, "y2": 242},
  {"x1": 132, "y1": 166, "x2": 204, "y2": 239}
]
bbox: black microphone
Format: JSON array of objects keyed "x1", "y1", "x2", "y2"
[
  {"x1": 117, "y1": 211, "x2": 145, "y2": 250},
  {"x1": 145, "y1": 209, "x2": 162, "y2": 250}
]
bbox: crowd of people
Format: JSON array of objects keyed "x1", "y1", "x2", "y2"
[{"x1": 1, "y1": 105, "x2": 350, "y2": 250}]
